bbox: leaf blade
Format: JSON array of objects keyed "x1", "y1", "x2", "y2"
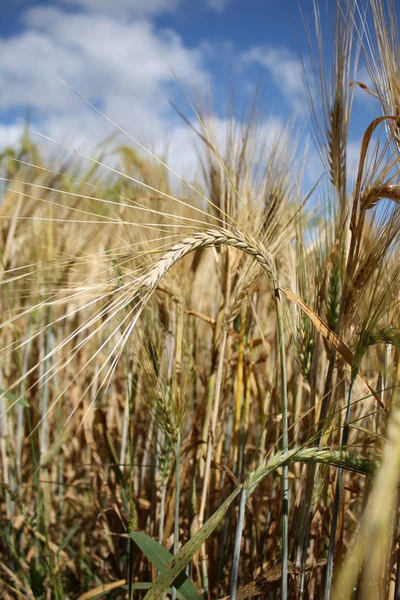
[
  {"x1": 143, "y1": 485, "x2": 242, "y2": 599},
  {"x1": 131, "y1": 531, "x2": 202, "y2": 600}
]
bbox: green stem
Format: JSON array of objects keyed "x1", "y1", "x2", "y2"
[
  {"x1": 324, "y1": 374, "x2": 356, "y2": 599},
  {"x1": 230, "y1": 487, "x2": 247, "y2": 600},
  {"x1": 274, "y1": 284, "x2": 289, "y2": 600},
  {"x1": 172, "y1": 432, "x2": 181, "y2": 600}
]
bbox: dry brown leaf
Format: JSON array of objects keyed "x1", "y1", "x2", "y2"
[
  {"x1": 349, "y1": 81, "x2": 381, "y2": 100},
  {"x1": 210, "y1": 459, "x2": 241, "y2": 487},
  {"x1": 352, "y1": 115, "x2": 399, "y2": 231},
  {"x1": 281, "y1": 288, "x2": 353, "y2": 363},
  {"x1": 217, "y1": 560, "x2": 327, "y2": 599}
]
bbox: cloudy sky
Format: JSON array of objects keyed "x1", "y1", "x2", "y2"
[{"x1": 0, "y1": 0, "x2": 384, "y2": 181}]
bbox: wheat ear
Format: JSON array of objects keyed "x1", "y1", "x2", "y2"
[{"x1": 139, "y1": 228, "x2": 275, "y2": 291}]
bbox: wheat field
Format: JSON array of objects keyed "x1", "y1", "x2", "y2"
[{"x1": 0, "y1": 1, "x2": 400, "y2": 599}]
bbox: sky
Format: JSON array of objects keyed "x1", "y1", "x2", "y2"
[{"x1": 0, "y1": 0, "x2": 385, "y2": 183}]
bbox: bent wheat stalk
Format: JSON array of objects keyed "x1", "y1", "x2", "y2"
[{"x1": 134, "y1": 226, "x2": 291, "y2": 595}]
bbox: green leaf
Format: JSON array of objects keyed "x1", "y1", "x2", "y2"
[
  {"x1": 0, "y1": 388, "x2": 29, "y2": 408},
  {"x1": 58, "y1": 520, "x2": 82, "y2": 552},
  {"x1": 143, "y1": 485, "x2": 242, "y2": 599},
  {"x1": 131, "y1": 531, "x2": 202, "y2": 600}
]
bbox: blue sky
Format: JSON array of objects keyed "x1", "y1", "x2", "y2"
[{"x1": 0, "y1": 0, "x2": 383, "y2": 181}]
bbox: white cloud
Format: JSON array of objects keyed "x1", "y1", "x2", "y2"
[
  {"x1": 0, "y1": 5, "x2": 209, "y2": 145},
  {"x1": 0, "y1": 3, "x2": 290, "y2": 189},
  {"x1": 159, "y1": 113, "x2": 288, "y2": 186},
  {"x1": 0, "y1": 2, "x2": 216, "y2": 188},
  {"x1": 0, "y1": 123, "x2": 24, "y2": 152},
  {"x1": 241, "y1": 46, "x2": 307, "y2": 114},
  {"x1": 21, "y1": 6, "x2": 209, "y2": 98}
]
